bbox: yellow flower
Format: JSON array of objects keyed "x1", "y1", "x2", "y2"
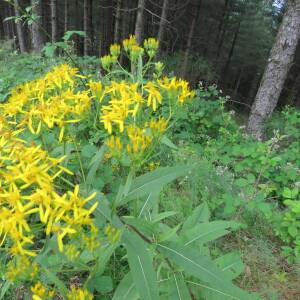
[
  {"x1": 105, "y1": 136, "x2": 123, "y2": 158},
  {"x1": 110, "y1": 43, "x2": 121, "y2": 57},
  {"x1": 144, "y1": 38, "x2": 159, "y2": 57},
  {"x1": 148, "y1": 118, "x2": 168, "y2": 134},
  {"x1": 101, "y1": 55, "x2": 118, "y2": 70},
  {"x1": 144, "y1": 82, "x2": 162, "y2": 111},
  {"x1": 123, "y1": 35, "x2": 137, "y2": 52},
  {"x1": 126, "y1": 125, "x2": 152, "y2": 155},
  {"x1": 67, "y1": 287, "x2": 93, "y2": 300}
]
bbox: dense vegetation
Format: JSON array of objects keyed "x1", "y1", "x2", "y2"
[{"x1": 0, "y1": 0, "x2": 299, "y2": 299}]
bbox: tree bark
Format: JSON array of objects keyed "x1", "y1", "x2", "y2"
[
  {"x1": 247, "y1": 0, "x2": 300, "y2": 139},
  {"x1": 14, "y1": 0, "x2": 27, "y2": 52},
  {"x1": 50, "y1": 0, "x2": 57, "y2": 42},
  {"x1": 135, "y1": 0, "x2": 146, "y2": 44},
  {"x1": 114, "y1": 0, "x2": 122, "y2": 43},
  {"x1": 180, "y1": 1, "x2": 202, "y2": 78},
  {"x1": 83, "y1": 0, "x2": 93, "y2": 55},
  {"x1": 157, "y1": 0, "x2": 169, "y2": 52},
  {"x1": 222, "y1": 16, "x2": 242, "y2": 79},
  {"x1": 31, "y1": 0, "x2": 44, "y2": 53},
  {"x1": 64, "y1": 0, "x2": 69, "y2": 32}
]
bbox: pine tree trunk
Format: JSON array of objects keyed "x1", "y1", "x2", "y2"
[
  {"x1": 215, "y1": 0, "x2": 231, "y2": 60},
  {"x1": 84, "y1": 0, "x2": 93, "y2": 55},
  {"x1": 50, "y1": 0, "x2": 57, "y2": 42},
  {"x1": 222, "y1": 16, "x2": 242, "y2": 79},
  {"x1": 157, "y1": 0, "x2": 169, "y2": 52},
  {"x1": 14, "y1": 0, "x2": 27, "y2": 52},
  {"x1": 64, "y1": 0, "x2": 69, "y2": 32},
  {"x1": 114, "y1": 0, "x2": 122, "y2": 43},
  {"x1": 247, "y1": 0, "x2": 300, "y2": 139},
  {"x1": 180, "y1": 1, "x2": 202, "y2": 78},
  {"x1": 31, "y1": 0, "x2": 44, "y2": 53},
  {"x1": 135, "y1": 0, "x2": 146, "y2": 44}
]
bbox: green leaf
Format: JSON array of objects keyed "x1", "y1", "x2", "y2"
[
  {"x1": 123, "y1": 231, "x2": 159, "y2": 300},
  {"x1": 63, "y1": 30, "x2": 86, "y2": 41},
  {"x1": 181, "y1": 202, "x2": 210, "y2": 233},
  {"x1": 138, "y1": 191, "x2": 161, "y2": 217},
  {"x1": 121, "y1": 166, "x2": 193, "y2": 205},
  {"x1": 0, "y1": 281, "x2": 11, "y2": 300},
  {"x1": 161, "y1": 135, "x2": 179, "y2": 150},
  {"x1": 112, "y1": 272, "x2": 139, "y2": 300},
  {"x1": 214, "y1": 252, "x2": 244, "y2": 280},
  {"x1": 181, "y1": 221, "x2": 241, "y2": 246},
  {"x1": 168, "y1": 273, "x2": 192, "y2": 300},
  {"x1": 41, "y1": 267, "x2": 68, "y2": 297},
  {"x1": 86, "y1": 145, "x2": 106, "y2": 186},
  {"x1": 87, "y1": 275, "x2": 113, "y2": 293},
  {"x1": 157, "y1": 242, "x2": 251, "y2": 300}
]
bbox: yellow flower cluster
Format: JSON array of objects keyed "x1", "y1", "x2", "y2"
[
  {"x1": 31, "y1": 281, "x2": 55, "y2": 300},
  {"x1": 67, "y1": 287, "x2": 94, "y2": 300},
  {"x1": 0, "y1": 64, "x2": 91, "y2": 141},
  {"x1": 5, "y1": 255, "x2": 39, "y2": 282},
  {"x1": 126, "y1": 125, "x2": 153, "y2": 155},
  {"x1": 100, "y1": 81, "x2": 143, "y2": 134},
  {"x1": 0, "y1": 128, "x2": 97, "y2": 257},
  {"x1": 123, "y1": 35, "x2": 144, "y2": 60},
  {"x1": 158, "y1": 77, "x2": 196, "y2": 104},
  {"x1": 144, "y1": 38, "x2": 159, "y2": 57}
]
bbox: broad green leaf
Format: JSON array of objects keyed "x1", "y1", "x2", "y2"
[
  {"x1": 113, "y1": 272, "x2": 139, "y2": 300},
  {"x1": 161, "y1": 135, "x2": 179, "y2": 150},
  {"x1": 181, "y1": 202, "x2": 210, "y2": 233},
  {"x1": 157, "y1": 242, "x2": 251, "y2": 300},
  {"x1": 87, "y1": 275, "x2": 113, "y2": 293},
  {"x1": 152, "y1": 211, "x2": 177, "y2": 223},
  {"x1": 94, "y1": 243, "x2": 118, "y2": 276},
  {"x1": 123, "y1": 216, "x2": 157, "y2": 237},
  {"x1": 41, "y1": 267, "x2": 68, "y2": 297},
  {"x1": 86, "y1": 145, "x2": 106, "y2": 186},
  {"x1": 138, "y1": 191, "x2": 161, "y2": 217},
  {"x1": 123, "y1": 231, "x2": 159, "y2": 300},
  {"x1": 168, "y1": 273, "x2": 192, "y2": 300},
  {"x1": 181, "y1": 221, "x2": 241, "y2": 246},
  {"x1": 121, "y1": 166, "x2": 193, "y2": 205},
  {"x1": 63, "y1": 30, "x2": 86, "y2": 41},
  {"x1": 214, "y1": 252, "x2": 244, "y2": 280}
]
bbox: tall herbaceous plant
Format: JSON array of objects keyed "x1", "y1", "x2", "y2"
[{"x1": 0, "y1": 36, "x2": 254, "y2": 300}]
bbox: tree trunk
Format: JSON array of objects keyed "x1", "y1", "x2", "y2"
[
  {"x1": 135, "y1": 0, "x2": 146, "y2": 44},
  {"x1": 31, "y1": 0, "x2": 44, "y2": 53},
  {"x1": 114, "y1": 0, "x2": 122, "y2": 43},
  {"x1": 157, "y1": 0, "x2": 169, "y2": 52},
  {"x1": 247, "y1": 0, "x2": 300, "y2": 139},
  {"x1": 180, "y1": 1, "x2": 202, "y2": 78},
  {"x1": 215, "y1": 0, "x2": 231, "y2": 60},
  {"x1": 50, "y1": 0, "x2": 57, "y2": 42},
  {"x1": 83, "y1": 0, "x2": 93, "y2": 55},
  {"x1": 64, "y1": 0, "x2": 69, "y2": 32},
  {"x1": 14, "y1": 0, "x2": 27, "y2": 52},
  {"x1": 222, "y1": 16, "x2": 242, "y2": 79}
]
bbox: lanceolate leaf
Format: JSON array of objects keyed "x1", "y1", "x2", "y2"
[
  {"x1": 169, "y1": 273, "x2": 192, "y2": 300},
  {"x1": 157, "y1": 242, "x2": 252, "y2": 300},
  {"x1": 181, "y1": 202, "x2": 210, "y2": 233},
  {"x1": 123, "y1": 231, "x2": 159, "y2": 300},
  {"x1": 181, "y1": 221, "x2": 241, "y2": 246},
  {"x1": 112, "y1": 272, "x2": 139, "y2": 300},
  {"x1": 120, "y1": 165, "x2": 193, "y2": 205}
]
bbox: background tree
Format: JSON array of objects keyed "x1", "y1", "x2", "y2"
[
  {"x1": 14, "y1": 0, "x2": 27, "y2": 52},
  {"x1": 247, "y1": 0, "x2": 300, "y2": 138},
  {"x1": 31, "y1": 0, "x2": 45, "y2": 53},
  {"x1": 135, "y1": 0, "x2": 146, "y2": 44}
]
